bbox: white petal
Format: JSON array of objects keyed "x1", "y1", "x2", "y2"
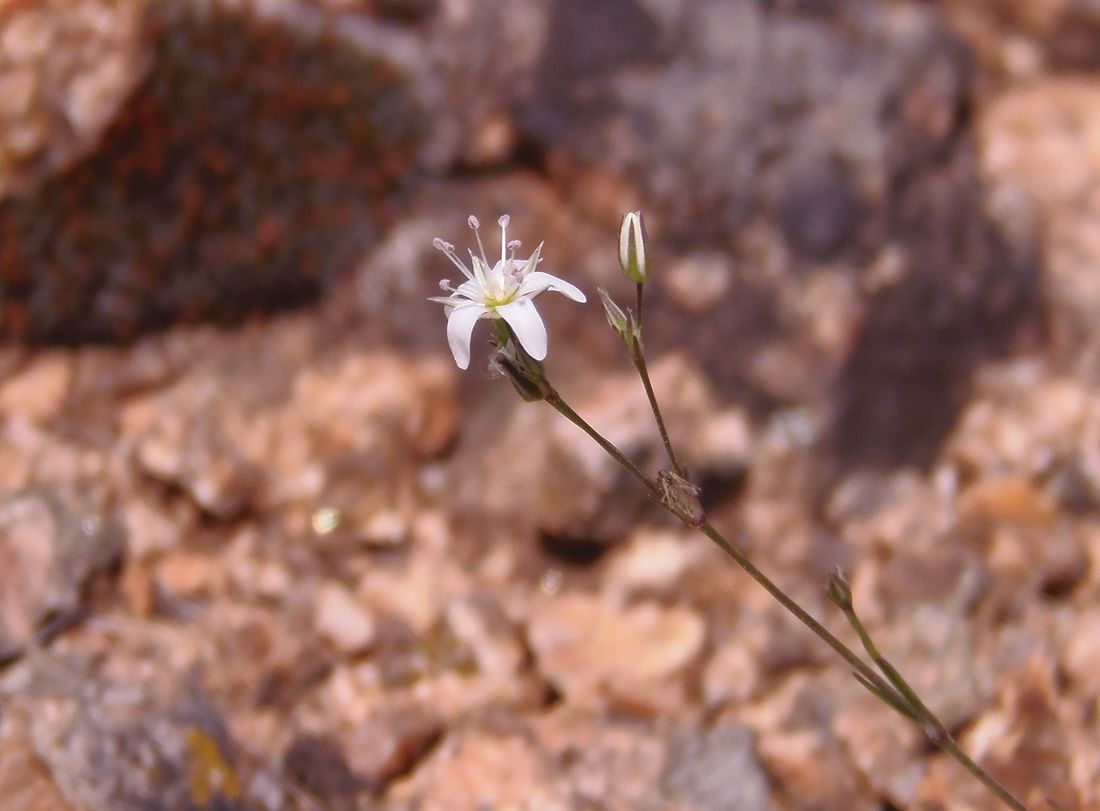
[
  {"x1": 518, "y1": 271, "x2": 587, "y2": 303},
  {"x1": 497, "y1": 298, "x2": 548, "y2": 360},
  {"x1": 455, "y1": 279, "x2": 485, "y2": 302},
  {"x1": 446, "y1": 303, "x2": 486, "y2": 370}
]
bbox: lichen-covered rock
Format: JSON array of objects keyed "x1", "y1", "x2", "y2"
[{"x1": 0, "y1": 1, "x2": 421, "y2": 342}]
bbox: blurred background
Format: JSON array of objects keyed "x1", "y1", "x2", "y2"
[{"x1": 0, "y1": 0, "x2": 1097, "y2": 808}]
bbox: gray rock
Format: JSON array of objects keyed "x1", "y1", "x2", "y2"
[{"x1": 663, "y1": 723, "x2": 774, "y2": 811}]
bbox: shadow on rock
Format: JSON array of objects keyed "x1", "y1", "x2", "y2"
[
  {"x1": 830, "y1": 153, "x2": 1046, "y2": 469},
  {"x1": 517, "y1": 0, "x2": 1049, "y2": 471}
]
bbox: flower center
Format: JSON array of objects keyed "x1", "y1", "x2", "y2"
[{"x1": 482, "y1": 260, "x2": 521, "y2": 308}]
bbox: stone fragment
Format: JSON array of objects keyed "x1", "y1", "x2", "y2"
[
  {"x1": 603, "y1": 528, "x2": 696, "y2": 600},
  {"x1": 154, "y1": 550, "x2": 221, "y2": 600},
  {"x1": 344, "y1": 706, "x2": 443, "y2": 789},
  {"x1": 443, "y1": 594, "x2": 524, "y2": 679},
  {"x1": 1063, "y1": 607, "x2": 1100, "y2": 695},
  {"x1": 0, "y1": 736, "x2": 75, "y2": 811},
  {"x1": 0, "y1": 488, "x2": 120, "y2": 658},
  {"x1": 662, "y1": 724, "x2": 773, "y2": 811},
  {"x1": 532, "y1": 710, "x2": 672, "y2": 810},
  {"x1": 833, "y1": 698, "x2": 923, "y2": 807},
  {"x1": 388, "y1": 727, "x2": 557, "y2": 811},
  {"x1": 980, "y1": 79, "x2": 1100, "y2": 348},
  {"x1": 134, "y1": 407, "x2": 261, "y2": 522},
  {"x1": 527, "y1": 592, "x2": 704, "y2": 715},
  {"x1": 314, "y1": 582, "x2": 376, "y2": 654},
  {"x1": 0, "y1": 353, "x2": 72, "y2": 422},
  {"x1": 702, "y1": 641, "x2": 762, "y2": 708},
  {"x1": 736, "y1": 675, "x2": 868, "y2": 811}
]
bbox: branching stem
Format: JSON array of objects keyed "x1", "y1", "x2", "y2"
[
  {"x1": 541, "y1": 382, "x2": 1030, "y2": 811},
  {"x1": 631, "y1": 282, "x2": 688, "y2": 478}
]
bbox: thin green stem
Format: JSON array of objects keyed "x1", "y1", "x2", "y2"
[
  {"x1": 843, "y1": 605, "x2": 939, "y2": 725},
  {"x1": 694, "y1": 520, "x2": 908, "y2": 708},
  {"x1": 547, "y1": 387, "x2": 909, "y2": 711},
  {"x1": 941, "y1": 737, "x2": 1029, "y2": 811},
  {"x1": 631, "y1": 283, "x2": 688, "y2": 478},
  {"x1": 542, "y1": 385, "x2": 1032, "y2": 811},
  {"x1": 545, "y1": 393, "x2": 662, "y2": 503},
  {"x1": 841, "y1": 606, "x2": 1029, "y2": 811},
  {"x1": 851, "y1": 670, "x2": 919, "y2": 720}
]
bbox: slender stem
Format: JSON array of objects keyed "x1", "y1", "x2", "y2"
[
  {"x1": 844, "y1": 605, "x2": 942, "y2": 729},
  {"x1": 631, "y1": 283, "x2": 688, "y2": 478},
  {"x1": 547, "y1": 388, "x2": 909, "y2": 710},
  {"x1": 942, "y1": 737, "x2": 1029, "y2": 811},
  {"x1": 842, "y1": 606, "x2": 1029, "y2": 811},
  {"x1": 545, "y1": 393, "x2": 662, "y2": 503},
  {"x1": 851, "y1": 670, "x2": 919, "y2": 720},
  {"x1": 694, "y1": 520, "x2": 908, "y2": 708},
  {"x1": 542, "y1": 386, "x2": 1032, "y2": 811}
]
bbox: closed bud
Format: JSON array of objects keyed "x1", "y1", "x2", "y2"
[
  {"x1": 490, "y1": 340, "x2": 554, "y2": 402},
  {"x1": 618, "y1": 211, "x2": 649, "y2": 284},
  {"x1": 825, "y1": 565, "x2": 853, "y2": 611}
]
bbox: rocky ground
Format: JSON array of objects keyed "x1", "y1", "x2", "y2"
[{"x1": 1, "y1": 0, "x2": 1099, "y2": 809}]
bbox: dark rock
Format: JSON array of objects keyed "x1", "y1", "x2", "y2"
[
  {"x1": 376, "y1": 0, "x2": 439, "y2": 24},
  {"x1": 507, "y1": 0, "x2": 1041, "y2": 466},
  {"x1": 283, "y1": 734, "x2": 364, "y2": 810},
  {"x1": 0, "y1": 2, "x2": 421, "y2": 343},
  {"x1": 776, "y1": 158, "x2": 863, "y2": 261}
]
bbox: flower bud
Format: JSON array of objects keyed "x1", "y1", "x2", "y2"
[
  {"x1": 618, "y1": 211, "x2": 649, "y2": 284},
  {"x1": 491, "y1": 340, "x2": 554, "y2": 402},
  {"x1": 825, "y1": 565, "x2": 853, "y2": 611}
]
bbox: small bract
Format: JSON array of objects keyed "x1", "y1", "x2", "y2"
[{"x1": 430, "y1": 215, "x2": 587, "y2": 369}]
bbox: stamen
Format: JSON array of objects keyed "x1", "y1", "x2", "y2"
[
  {"x1": 498, "y1": 214, "x2": 510, "y2": 264},
  {"x1": 469, "y1": 214, "x2": 489, "y2": 266},
  {"x1": 434, "y1": 237, "x2": 474, "y2": 281},
  {"x1": 438, "y1": 279, "x2": 456, "y2": 292},
  {"x1": 469, "y1": 250, "x2": 488, "y2": 287}
]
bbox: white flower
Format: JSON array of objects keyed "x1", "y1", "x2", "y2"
[{"x1": 430, "y1": 214, "x2": 586, "y2": 370}]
